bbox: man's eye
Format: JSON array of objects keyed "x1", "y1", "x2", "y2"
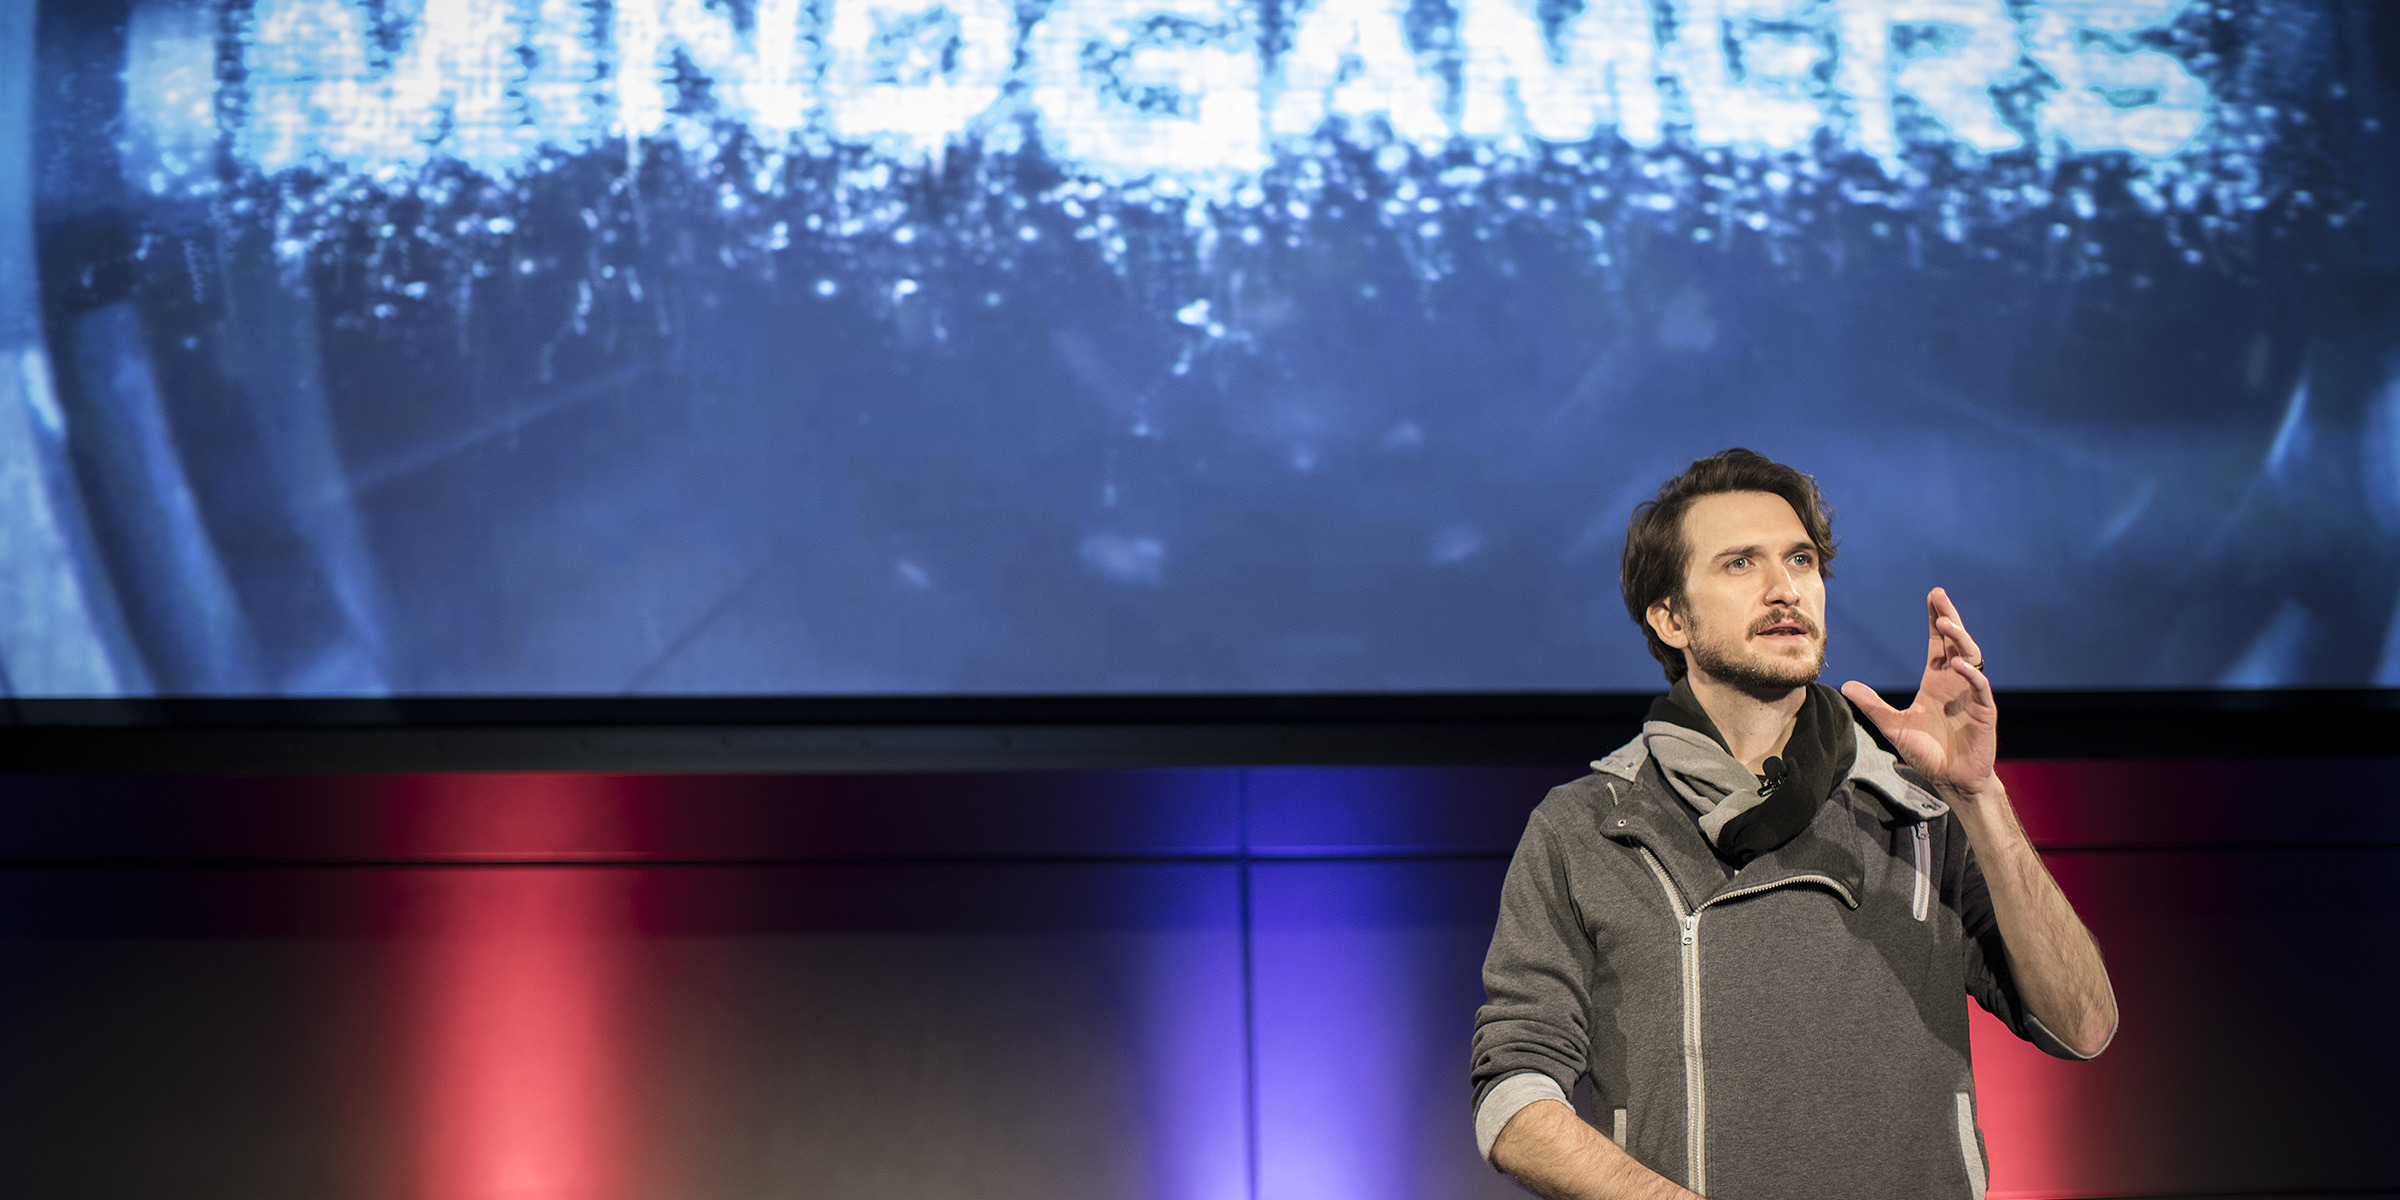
[{"x1": 1726, "y1": 556, "x2": 1750, "y2": 569}]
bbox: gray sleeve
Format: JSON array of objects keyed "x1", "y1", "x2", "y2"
[
  {"x1": 1951, "y1": 815, "x2": 2104, "y2": 1060},
  {"x1": 1474, "y1": 1072, "x2": 1568, "y2": 1161},
  {"x1": 1470, "y1": 802, "x2": 1594, "y2": 1161}
]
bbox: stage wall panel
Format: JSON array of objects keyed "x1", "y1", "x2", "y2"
[{"x1": 0, "y1": 761, "x2": 2391, "y2": 1200}]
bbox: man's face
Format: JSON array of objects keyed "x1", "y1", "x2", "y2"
[{"x1": 1646, "y1": 490, "x2": 1827, "y2": 695}]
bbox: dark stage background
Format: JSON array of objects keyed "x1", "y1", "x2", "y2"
[{"x1": 3, "y1": 756, "x2": 2395, "y2": 1200}]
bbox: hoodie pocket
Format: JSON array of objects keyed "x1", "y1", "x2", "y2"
[{"x1": 1954, "y1": 1091, "x2": 1988, "y2": 1200}]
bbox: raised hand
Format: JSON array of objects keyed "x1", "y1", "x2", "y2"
[{"x1": 1840, "y1": 587, "x2": 1998, "y2": 803}]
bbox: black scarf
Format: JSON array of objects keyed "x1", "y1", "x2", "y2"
[{"x1": 1645, "y1": 677, "x2": 1857, "y2": 867}]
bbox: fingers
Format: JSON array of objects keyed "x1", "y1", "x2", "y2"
[
  {"x1": 1930, "y1": 589, "x2": 1968, "y2": 634},
  {"x1": 1928, "y1": 587, "x2": 1982, "y2": 670},
  {"x1": 1934, "y1": 615, "x2": 1983, "y2": 670},
  {"x1": 1922, "y1": 597, "x2": 1947, "y2": 669},
  {"x1": 1950, "y1": 656, "x2": 1995, "y2": 703},
  {"x1": 1840, "y1": 680, "x2": 1902, "y2": 727}
]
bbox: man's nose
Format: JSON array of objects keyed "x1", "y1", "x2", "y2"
[{"x1": 1764, "y1": 563, "x2": 1800, "y2": 603}]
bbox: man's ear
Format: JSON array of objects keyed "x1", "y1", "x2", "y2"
[{"x1": 1646, "y1": 597, "x2": 1689, "y2": 650}]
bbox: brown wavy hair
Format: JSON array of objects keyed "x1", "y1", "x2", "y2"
[{"x1": 1619, "y1": 448, "x2": 1838, "y2": 682}]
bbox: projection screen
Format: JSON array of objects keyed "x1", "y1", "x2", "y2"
[{"x1": 3, "y1": 0, "x2": 2395, "y2": 698}]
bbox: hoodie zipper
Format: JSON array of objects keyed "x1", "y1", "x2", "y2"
[
  {"x1": 1911, "y1": 822, "x2": 1932, "y2": 922},
  {"x1": 1636, "y1": 848, "x2": 1706, "y2": 1194},
  {"x1": 1637, "y1": 846, "x2": 1859, "y2": 1196}
]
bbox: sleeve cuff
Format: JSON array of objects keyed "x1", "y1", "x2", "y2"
[
  {"x1": 1474, "y1": 1072, "x2": 1569, "y2": 1163},
  {"x1": 2024, "y1": 1009, "x2": 2114, "y2": 1060}
]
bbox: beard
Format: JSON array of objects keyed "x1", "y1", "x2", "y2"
[{"x1": 1686, "y1": 608, "x2": 1826, "y2": 696}]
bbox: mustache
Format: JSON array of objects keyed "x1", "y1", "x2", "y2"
[{"x1": 1750, "y1": 611, "x2": 1822, "y2": 638}]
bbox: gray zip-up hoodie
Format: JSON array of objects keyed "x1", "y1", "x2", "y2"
[{"x1": 1470, "y1": 726, "x2": 2097, "y2": 1200}]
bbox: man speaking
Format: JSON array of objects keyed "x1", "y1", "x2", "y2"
[{"x1": 1470, "y1": 448, "x2": 2117, "y2": 1200}]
